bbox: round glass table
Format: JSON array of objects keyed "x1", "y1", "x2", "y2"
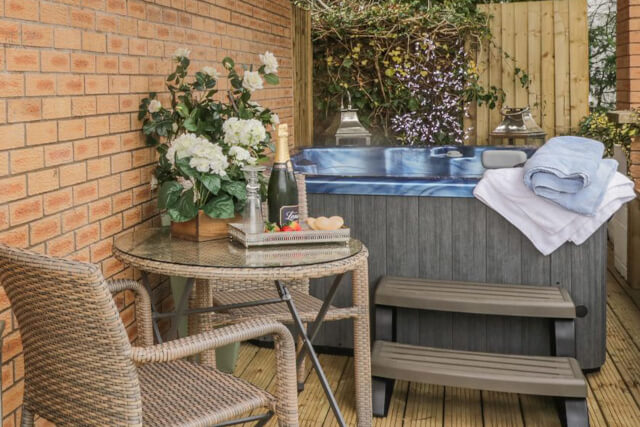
[{"x1": 113, "y1": 228, "x2": 372, "y2": 427}]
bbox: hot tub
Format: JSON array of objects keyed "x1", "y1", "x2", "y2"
[{"x1": 292, "y1": 146, "x2": 606, "y2": 370}]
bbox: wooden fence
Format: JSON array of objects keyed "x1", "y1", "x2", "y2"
[
  {"x1": 469, "y1": 0, "x2": 589, "y2": 145},
  {"x1": 293, "y1": 6, "x2": 313, "y2": 147}
]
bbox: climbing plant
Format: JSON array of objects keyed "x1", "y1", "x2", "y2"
[{"x1": 293, "y1": 0, "x2": 518, "y2": 145}]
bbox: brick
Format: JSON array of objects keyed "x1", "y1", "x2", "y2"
[
  {"x1": 26, "y1": 121, "x2": 58, "y2": 145},
  {"x1": 96, "y1": 14, "x2": 117, "y2": 32},
  {"x1": 73, "y1": 181, "x2": 98, "y2": 205},
  {"x1": 58, "y1": 118, "x2": 85, "y2": 141},
  {"x1": 0, "y1": 152, "x2": 8, "y2": 176},
  {"x1": 130, "y1": 75, "x2": 149, "y2": 93},
  {"x1": 100, "y1": 214, "x2": 122, "y2": 237},
  {"x1": 28, "y1": 168, "x2": 59, "y2": 195},
  {"x1": 72, "y1": 96, "x2": 97, "y2": 116},
  {"x1": 113, "y1": 190, "x2": 132, "y2": 212},
  {"x1": 0, "y1": 74, "x2": 25, "y2": 97},
  {"x1": 9, "y1": 196, "x2": 42, "y2": 225},
  {"x1": 10, "y1": 147, "x2": 43, "y2": 173},
  {"x1": 74, "y1": 138, "x2": 99, "y2": 160},
  {"x1": 6, "y1": 48, "x2": 39, "y2": 71},
  {"x1": 88, "y1": 198, "x2": 112, "y2": 222},
  {"x1": 59, "y1": 162, "x2": 87, "y2": 187},
  {"x1": 121, "y1": 132, "x2": 143, "y2": 150},
  {"x1": 26, "y1": 74, "x2": 56, "y2": 97},
  {"x1": 87, "y1": 156, "x2": 111, "y2": 179},
  {"x1": 0, "y1": 176, "x2": 27, "y2": 204},
  {"x1": 6, "y1": 0, "x2": 39, "y2": 21},
  {"x1": 8, "y1": 99, "x2": 41, "y2": 123},
  {"x1": 22, "y1": 24, "x2": 53, "y2": 47},
  {"x1": 123, "y1": 206, "x2": 141, "y2": 228},
  {"x1": 109, "y1": 75, "x2": 130, "y2": 93},
  {"x1": 40, "y1": 2, "x2": 70, "y2": 25},
  {"x1": 62, "y1": 206, "x2": 88, "y2": 232},
  {"x1": 0, "y1": 225, "x2": 29, "y2": 247},
  {"x1": 54, "y1": 28, "x2": 81, "y2": 50},
  {"x1": 71, "y1": 53, "x2": 96, "y2": 73},
  {"x1": 98, "y1": 135, "x2": 120, "y2": 155},
  {"x1": 70, "y1": 247, "x2": 91, "y2": 263},
  {"x1": 121, "y1": 169, "x2": 141, "y2": 190},
  {"x1": 90, "y1": 238, "x2": 112, "y2": 262},
  {"x1": 119, "y1": 57, "x2": 139, "y2": 74},
  {"x1": 71, "y1": 8, "x2": 96, "y2": 29},
  {"x1": 2, "y1": 331, "x2": 23, "y2": 362},
  {"x1": 57, "y1": 75, "x2": 84, "y2": 95},
  {"x1": 109, "y1": 113, "x2": 130, "y2": 132},
  {"x1": 47, "y1": 232, "x2": 75, "y2": 257},
  {"x1": 85, "y1": 115, "x2": 110, "y2": 137},
  {"x1": 85, "y1": 75, "x2": 109, "y2": 94},
  {"x1": 82, "y1": 31, "x2": 106, "y2": 52},
  {"x1": 44, "y1": 142, "x2": 73, "y2": 166},
  {"x1": 119, "y1": 94, "x2": 139, "y2": 112},
  {"x1": 30, "y1": 215, "x2": 61, "y2": 244},
  {"x1": 108, "y1": 35, "x2": 128, "y2": 53},
  {"x1": 111, "y1": 152, "x2": 132, "y2": 173},
  {"x1": 98, "y1": 174, "x2": 120, "y2": 197},
  {"x1": 96, "y1": 94, "x2": 119, "y2": 113},
  {"x1": 0, "y1": 21, "x2": 21, "y2": 44},
  {"x1": 42, "y1": 52, "x2": 70, "y2": 72},
  {"x1": 0, "y1": 123, "x2": 25, "y2": 148},
  {"x1": 42, "y1": 97, "x2": 71, "y2": 120},
  {"x1": 97, "y1": 55, "x2": 119, "y2": 74},
  {"x1": 107, "y1": 0, "x2": 126, "y2": 14},
  {"x1": 129, "y1": 38, "x2": 147, "y2": 55},
  {"x1": 44, "y1": 188, "x2": 73, "y2": 214},
  {"x1": 76, "y1": 222, "x2": 100, "y2": 249}
]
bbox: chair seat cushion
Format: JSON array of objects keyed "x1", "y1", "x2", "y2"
[
  {"x1": 211, "y1": 288, "x2": 359, "y2": 323},
  {"x1": 139, "y1": 360, "x2": 273, "y2": 426}
]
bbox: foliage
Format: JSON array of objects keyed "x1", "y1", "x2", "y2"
[
  {"x1": 588, "y1": 0, "x2": 616, "y2": 111},
  {"x1": 138, "y1": 50, "x2": 280, "y2": 222},
  {"x1": 576, "y1": 111, "x2": 638, "y2": 163},
  {"x1": 298, "y1": 0, "x2": 516, "y2": 145}
]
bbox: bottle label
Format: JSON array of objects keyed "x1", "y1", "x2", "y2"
[{"x1": 280, "y1": 205, "x2": 299, "y2": 225}]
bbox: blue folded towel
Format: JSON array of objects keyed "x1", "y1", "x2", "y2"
[
  {"x1": 532, "y1": 158, "x2": 618, "y2": 216},
  {"x1": 523, "y1": 136, "x2": 605, "y2": 194}
]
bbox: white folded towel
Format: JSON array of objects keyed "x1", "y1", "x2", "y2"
[{"x1": 473, "y1": 167, "x2": 636, "y2": 256}]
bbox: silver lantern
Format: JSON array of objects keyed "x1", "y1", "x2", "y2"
[{"x1": 335, "y1": 92, "x2": 371, "y2": 146}]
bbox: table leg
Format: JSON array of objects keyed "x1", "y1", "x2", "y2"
[
  {"x1": 352, "y1": 260, "x2": 372, "y2": 427},
  {"x1": 169, "y1": 278, "x2": 195, "y2": 339},
  {"x1": 274, "y1": 280, "x2": 347, "y2": 427},
  {"x1": 141, "y1": 272, "x2": 163, "y2": 344}
]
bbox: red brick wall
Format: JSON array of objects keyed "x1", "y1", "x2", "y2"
[{"x1": 0, "y1": 1, "x2": 294, "y2": 425}]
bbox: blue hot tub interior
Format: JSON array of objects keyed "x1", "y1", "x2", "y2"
[{"x1": 291, "y1": 146, "x2": 535, "y2": 197}]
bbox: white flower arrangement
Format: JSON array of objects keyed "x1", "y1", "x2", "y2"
[
  {"x1": 229, "y1": 145, "x2": 256, "y2": 165},
  {"x1": 166, "y1": 133, "x2": 229, "y2": 176},
  {"x1": 259, "y1": 51, "x2": 279, "y2": 75},
  {"x1": 242, "y1": 71, "x2": 264, "y2": 92},
  {"x1": 222, "y1": 118, "x2": 267, "y2": 147}
]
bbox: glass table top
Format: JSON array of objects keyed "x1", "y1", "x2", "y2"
[{"x1": 114, "y1": 228, "x2": 363, "y2": 269}]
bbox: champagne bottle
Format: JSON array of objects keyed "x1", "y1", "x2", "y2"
[{"x1": 268, "y1": 124, "x2": 299, "y2": 227}]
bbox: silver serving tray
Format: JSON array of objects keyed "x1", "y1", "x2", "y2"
[{"x1": 228, "y1": 223, "x2": 350, "y2": 248}]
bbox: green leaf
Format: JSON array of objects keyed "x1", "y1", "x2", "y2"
[
  {"x1": 202, "y1": 193, "x2": 235, "y2": 219},
  {"x1": 342, "y1": 58, "x2": 353, "y2": 68},
  {"x1": 200, "y1": 174, "x2": 221, "y2": 195},
  {"x1": 408, "y1": 97, "x2": 419, "y2": 111},
  {"x1": 175, "y1": 157, "x2": 198, "y2": 179},
  {"x1": 222, "y1": 180, "x2": 247, "y2": 201},
  {"x1": 222, "y1": 57, "x2": 235, "y2": 70},
  {"x1": 167, "y1": 189, "x2": 198, "y2": 222},
  {"x1": 176, "y1": 103, "x2": 189, "y2": 118},
  {"x1": 264, "y1": 73, "x2": 279, "y2": 85},
  {"x1": 158, "y1": 181, "x2": 183, "y2": 210}
]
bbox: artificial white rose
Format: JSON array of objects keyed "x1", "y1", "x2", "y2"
[
  {"x1": 190, "y1": 157, "x2": 211, "y2": 173},
  {"x1": 148, "y1": 99, "x2": 162, "y2": 113},
  {"x1": 150, "y1": 175, "x2": 158, "y2": 190},
  {"x1": 172, "y1": 123, "x2": 178, "y2": 133},
  {"x1": 249, "y1": 101, "x2": 265, "y2": 113},
  {"x1": 173, "y1": 48, "x2": 191, "y2": 59},
  {"x1": 176, "y1": 176, "x2": 193, "y2": 191},
  {"x1": 242, "y1": 71, "x2": 264, "y2": 93},
  {"x1": 259, "y1": 51, "x2": 278, "y2": 74},
  {"x1": 229, "y1": 145, "x2": 256, "y2": 165},
  {"x1": 271, "y1": 113, "x2": 280, "y2": 126},
  {"x1": 201, "y1": 66, "x2": 220, "y2": 80}
]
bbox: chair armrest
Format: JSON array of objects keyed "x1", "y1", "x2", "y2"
[
  {"x1": 106, "y1": 279, "x2": 154, "y2": 347},
  {"x1": 131, "y1": 319, "x2": 294, "y2": 364}
]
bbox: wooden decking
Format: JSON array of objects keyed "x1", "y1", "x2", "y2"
[{"x1": 235, "y1": 266, "x2": 640, "y2": 426}]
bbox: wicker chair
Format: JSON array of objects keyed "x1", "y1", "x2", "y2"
[
  {"x1": 192, "y1": 175, "x2": 356, "y2": 386},
  {"x1": 0, "y1": 244, "x2": 299, "y2": 426}
]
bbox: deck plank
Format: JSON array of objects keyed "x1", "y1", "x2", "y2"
[
  {"x1": 481, "y1": 391, "x2": 524, "y2": 427},
  {"x1": 443, "y1": 387, "x2": 483, "y2": 427},
  {"x1": 403, "y1": 383, "x2": 444, "y2": 426},
  {"x1": 519, "y1": 395, "x2": 561, "y2": 427}
]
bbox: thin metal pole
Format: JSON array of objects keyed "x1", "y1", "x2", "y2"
[
  {"x1": 296, "y1": 273, "x2": 345, "y2": 367},
  {"x1": 274, "y1": 280, "x2": 346, "y2": 427},
  {"x1": 141, "y1": 272, "x2": 163, "y2": 344},
  {"x1": 151, "y1": 296, "x2": 286, "y2": 319},
  {"x1": 212, "y1": 412, "x2": 273, "y2": 426}
]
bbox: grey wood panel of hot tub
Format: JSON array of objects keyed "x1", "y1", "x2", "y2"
[{"x1": 307, "y1": 194, "x2": 607, "y2": 370}]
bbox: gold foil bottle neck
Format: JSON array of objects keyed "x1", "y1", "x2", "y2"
[{"x1": 274, "y1": 124, "x2": 290, "y2": 163}]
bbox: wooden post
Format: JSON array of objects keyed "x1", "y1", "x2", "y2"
[{"x1": 292, "y1": 6, "x2": 313, "y2": 147}]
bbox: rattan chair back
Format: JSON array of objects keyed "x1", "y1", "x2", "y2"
[{"x1": 0, "y1": 244, "x2": 143, "y2": 425}]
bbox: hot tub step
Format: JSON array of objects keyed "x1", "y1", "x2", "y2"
[
  {"x1": 371, "y1": 340, "x2": 589, "y2": 426},
  {"x1": 374, "y1": 276, "x2": 579, "y2": 358}
]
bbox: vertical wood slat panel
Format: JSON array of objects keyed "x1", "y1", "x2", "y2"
[
  {"x1": 292, "y1": 6, "x2": 313, "y2": 147},
  {"x1": 540, "y1": 0, "x2": 557, "y2": 138},
  {"x1": 475, "y1": 34, "x2": 490, "y2": 145},
  {"x1": 471, "y1": 0, "x2": 588, "y2": 145}
]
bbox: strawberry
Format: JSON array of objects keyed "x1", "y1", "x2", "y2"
[{"x1": 281, "y1": 225, "x2": 294, "y2": 232}]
